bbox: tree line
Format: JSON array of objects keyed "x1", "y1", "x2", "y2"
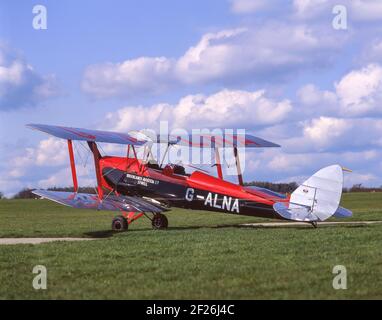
[
  {"x1": 343, "y1": 184, "x2": 382, "y2": 193},
  {"x1": 1, "y1": 187, "x2": 97, "y2": 200},
  {"x1": 245, "y1": 182, "x2": 382, "y2": 194},
  {"x1": 244, "y1": 181, "x2": 298, "y2": 194}
]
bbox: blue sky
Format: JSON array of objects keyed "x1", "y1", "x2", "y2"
[{"x1": 1, "y1": 0, "x2": 382, "y2": 196}]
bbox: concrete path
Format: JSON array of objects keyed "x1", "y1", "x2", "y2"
[
  {"x1": 0, "y1": 238, "x2": 96, "y2": 245},
  {"x1": 1, "y1": 221, "x2": 381, "y2": 244},
  {"x1": 239, "y1": 220, "x2": 382, "y2": 228}
]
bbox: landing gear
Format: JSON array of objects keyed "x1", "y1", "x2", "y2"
[
  {"x1": 152, "y1": 213, "x2": 168, "y2": 230},
  {"x1": 311, "y1": 221, "x2": 318, "y2": 229},
  {"x1": 111, "y1": 212, "x2": 168, "y2": 232},
  {"x1": 112, "y1": 215, "x2": 128, "y2": 232}
]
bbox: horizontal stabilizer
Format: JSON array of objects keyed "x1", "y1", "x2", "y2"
[
  {"x1": 33, "y1": 190, "x2": 164, "y2": 213},
  {"x1": 333, "y1": 206, "x2": 353, "y2": 218},
  {"x1": 273, "y1": 202, "x2": 316, "y2": 222}
]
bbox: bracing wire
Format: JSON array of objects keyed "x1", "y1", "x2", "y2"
[
  {"x1": 98, "y1": 143, "x2": 106, "y2": 157},
  {"x1": 78, "y1": 141, "x2": 90, "y2": 168}
]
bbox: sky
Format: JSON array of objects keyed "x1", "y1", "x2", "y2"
[{"x1": 1, "y1": 0, "x2": 382, "y2": 197}]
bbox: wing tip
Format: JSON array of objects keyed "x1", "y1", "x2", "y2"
[
  {"x1": 26, "y1": 123, "x2": 47, "y2": 131},
  {"x1": 255, "y1": 140, "x2": 281, "y2": 148},
  {"x1": 268, "y1": 142, "x2": 281, "y2": 148}
]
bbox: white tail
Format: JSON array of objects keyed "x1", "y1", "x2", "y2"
[{"x1": 274, "y1": 165, "x2": 345, "y2": 222}]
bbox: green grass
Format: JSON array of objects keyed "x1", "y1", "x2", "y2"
[{"x1": 0, "y1": 192, "x2": 381, "y2": 299}]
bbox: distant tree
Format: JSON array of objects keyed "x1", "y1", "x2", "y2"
[
  {"x1": 349, "y1": 184, "x2": 382, "y2": 193},
  {"x1": 0, "y1": 191, "x2": 4, "y2": 199},
  {"x1": 47, "y1": 186, "x2": 97, "y2": 194},
  {"x1": 244, "y1": 181, "x2": 298, "y2": 194},
  {"x1": 244, "y1": 181, "x2": 382, "y2": 194},
  {"x1": 12, "y1": 186, "x2": 99, "y2": 200},
  {"x1": 12, "y1": 188, "x2": 37, "y2": 199}
]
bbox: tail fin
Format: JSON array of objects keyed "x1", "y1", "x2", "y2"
[{"x1": 274, "y1": 165, "x2": 347, "y2": 222}]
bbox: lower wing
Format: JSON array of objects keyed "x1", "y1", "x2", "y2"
[{"x1": 33, "y1": 190, "x2": 165, "y2": 213}]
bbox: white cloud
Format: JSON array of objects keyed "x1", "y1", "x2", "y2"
[
  {"x1": 335, "y1": 64, "x2": 382, "y2": 116},
  {"x1": 303, "y1": 117, "x2": 350, "y2": 147},
  {"x1": 261, "y1": 113, "x2": 382, "y2": 155},
  {"x1": 230, "y1": 0, "x2": 269, "y2": 14},
  {"x1": 247, "y1": 147, "x2": 382, "y2": 187},
  {"x1": 238, "y1": 143, "x2": 382, "y2": 187},
  {"x1": 103, "y1": 88, "x2": 292, "y2": 131},
  {"x1": 285, "y1": 117, "x2": 382, "y2": 153},
  {"x1": 293, "y1": 0, "x2": 382, "y2": 21},
  {"x1": 0, "y1": 178, "x2": 24, "y2": 198},
  {"x1": 361, "y1": 39, "x2": 382, "y2": 63},
  {"x1": 34, "y1": 138, "x2": 68, "y2": 166},
  {"x1": 82, "y1": 24, "x2": 344, "y2": 98},
  {"x1": 82, "y1": 57, "x2": 174, "y2": 98},
  {"x1": 232, "y1": 0, "x2": 382, "y2": 21},
  {"x1": 351, "y1": 0, "x2": 382, "y2": 21},
  {"x1": 175, "y1": 28, "x2": 247, "y2": 84},
  {"x1": 266, "y1": 152, "x2": 333, "y2": 174},
  {"x1": 293, "y1": 0, "x2": 329, "y2": 18},
  {"x1": 1, "y1": 137, "x2": 97, "y2": 196},
  {"x1": 6, "y1": 138, "x2": 79, "y2": 185},
  {"x1": 11, "y1": 137, "x2": 67, "y2": 174},
  {"x1": 342, "y1": 149, "x2": 379, "y2": 162},
  {"x1": 343, "y1": 172, "x2": 378, "y2": 187},
  {"x1": 0, "y1": 45, "x2": 59, "y2": 110},
  {"x1": 297, "y1": 84, "x2": 337, "y2": 116},
  {"x1": 296, "y1": 64, "x2": 382, "y2": 117},
  {"x1": 38, "y1": 166, "x2": 95, "y2": 189},
  {"x1": 277, "y1": 171, "x2": 378, "y2": 188}
]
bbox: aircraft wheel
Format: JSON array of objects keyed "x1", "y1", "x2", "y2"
[
  {"x1": 112, "y1": 215, "x2": 128, "y2": 232},
  {"x1": 152, "y1": 213, "x2": 168, "y2": 230}
]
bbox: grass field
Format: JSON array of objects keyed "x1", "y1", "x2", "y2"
[{"x1": 0, "y1": 192, "x2": 381, "y2": 299}]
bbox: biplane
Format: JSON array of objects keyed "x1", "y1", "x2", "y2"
[{"x1": 27, "y1": 124, "x2": 352, "y2": 231}]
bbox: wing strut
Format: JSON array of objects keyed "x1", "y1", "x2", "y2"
[
  {"x1": 214, "y1": 148, "x2": 223, "y2": 180},
  {"x1": 233, "y1": 147, "x2": 243, "y2": 186},
  {"x1": 160, "y1": 143, "x2": 170, "y2": 168},
  {"x1": 67, "y1": 140, "x2": 78, "y2": 192},
  {"x1": 88, "y1": 141, "x2": 103, "y2": 200}
]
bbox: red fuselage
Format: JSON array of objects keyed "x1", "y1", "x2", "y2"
[{"x1": 99, "y1": 156, "x2": 288, "y2": 219}]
